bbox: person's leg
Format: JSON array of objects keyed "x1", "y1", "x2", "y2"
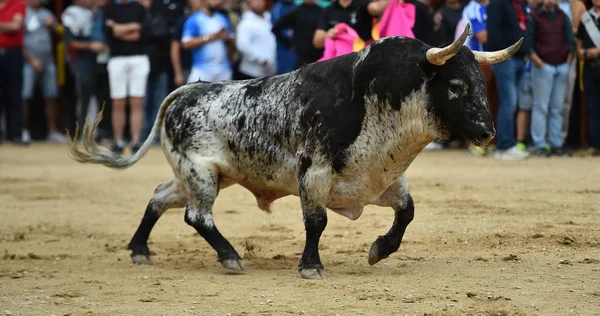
[
  {"x1": 143, "y1": 71, "x2": 167, "y2": 141},
  {"x1": 143, "y1": 73, "x2": 155, "y2": 140},
  {"x1": 21, "y1": 62, "x2": 36, "y2": 143},
  {"x1": 6, "y1": 48, "x2": 25, "y2": 144},
  {"x1": 562, "y1": 58, "x2": 577, "y2": 142},
  {"x1": 548, "y1": 63, "x2": 570, "y2": 154},
  {"x1": 128, "y1": 55, "x2": 150, "y2": 149},
  {"x1": 41, "y1": 62, "x2": 64, "y2": 143},
  {"x1": 582, "y1": 66, "x2": 600, "y2": 152},
  {"x1": 516, "y1": 67, "x2": 532, "y2": 151},
  {"x1": 94, "y1": 62, "x2": 112, "y2": 142},
  {"x1": 107, "y1": 57, "x2": 129, "y2": 153},
  {"x1": 492, "y1": 58, "x2": 524, "y2": 159},
  {"x1": 74, "y1": 61, "x2": 96, "y2": 138},
  {"x1": 215, "y1": 70, "x2": 233, "y2": 82},
  {"x1": 530, "y1": 64, "x2": 554, "y2": 154}
]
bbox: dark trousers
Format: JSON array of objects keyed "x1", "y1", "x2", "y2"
[
  {"x1": 94, "y1": 62, "x2": 112, "y2": 141},
  {"x1": 72, "y1": 60, "x2": 97, "y2": 137},
  {"x1": 0, "y1": 47, "x2": 24, "y2": 141},
  {"x1": 583, "y1": 65, "x2": 600, "y2": 149}
]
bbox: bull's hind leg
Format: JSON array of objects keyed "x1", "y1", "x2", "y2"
[
  {"x1": 128, "y1": 179, "x2": 186, "y2": 264},
  {"x1": 368, "y1": 175, "x2": 414, "y2": 265},
  {"x1": 181, "y1": 163, "x2": 246, "y2": 272}
]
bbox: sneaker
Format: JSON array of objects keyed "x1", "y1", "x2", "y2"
[
  {"x1": 550, "y1": 147, "x2": 572, "y2": 157},
  {"x1": 111, "y1": 141, "x2": 125, "y2": 155},
  {"x1": 46, "y1": 131, "x2": 68, "y2": 144},
  {"x1": 516, "y1": 142, "x2": 527, "y2": 153},
  {"x1": 493, "y1": 145, "x2": 529, "y2": 161},
  {"x1": 22, "y1": 129, "x2": 31, "y2": 144},
  {"x1": 532, "y1": 147, "x2": 550, "y2": 157},
  {"x1": 424, "y1": 142, "x2": 443, "y2": 151},
  {"x1": 468, "y1": 145, "x2": 486, "y2": 157},
  {"x1": 130, "y1": 141, "x2": 142, "y2": 154}
]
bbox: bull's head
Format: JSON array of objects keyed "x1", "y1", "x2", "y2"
[{"x1": 421, "y1": 23, "x2": 522, "y2": 148}]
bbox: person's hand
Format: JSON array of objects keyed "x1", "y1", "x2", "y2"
[
  {"x1": 44, "y1": 16, "x2": 54, "y2": 27},
  {"x1": 174, "y1": 72, "x2": 186, "y2": 87},
  {"x1": 590, "y1": 48, "x2": 600, "y2": 59},
  {"x1": 89, "y1": 41, "x2": 105, "y2": 53},
  {"x1": 105, "y1": 19, "x2": 115, "y2": 27},
  {"x1": 433, "y1": 12, "x2": 443, "y2": 25},
  {"x1": 326, "y1": 27, "x2": 336, "y2": 38},
  {"x1": 31, "y1": 58, "x2": 43, "y2": 73},
  {"x1": 216, "y1": 28, "x2": 229, "y2": 40}
]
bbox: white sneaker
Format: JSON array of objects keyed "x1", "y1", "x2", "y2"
[
  {"x1": 493, "y1": 145, "x2": 529, "y2": 161},
  {"x1": 46, "y1": 131, "x2": 68, "y2": 144},
  {"x1": 424, "y1": 142, "x2": 443, "y2": 151},
  {"x1": 22, "y1": 129, "x2": 31, "y2": 143}
]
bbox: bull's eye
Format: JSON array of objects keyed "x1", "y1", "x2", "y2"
[{"x1": 448, "y1": 79, "x2": 466, "y2": 100}]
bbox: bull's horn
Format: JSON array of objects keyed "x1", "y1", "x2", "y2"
[
  {"x1": 426, "y1": 23, "x2": 470, "y2": 65},
  {"x1": 472, "y1": 38, "x2": 524, "y2": 65}
]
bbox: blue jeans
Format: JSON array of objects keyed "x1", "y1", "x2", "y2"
[
  {"x1": 491, "y1": 57, "x2": 526, "y2": 150},
  {"x1": 143, "y1": 71, "x2": 168, "y2": 141},
  {"x1": 530, "y1": 63, "x2": 570, "y2": 149},
  {"x1": 583, "y1": 65, "x2": 600, "y2": 149}
]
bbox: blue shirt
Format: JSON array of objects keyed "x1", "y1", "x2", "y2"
[
  {"x1": 463, "y1": 0, "x2": 488, "y2": 51},
  {"x1": 181, "y1": 11, "x2": 233, "y2": 73}
]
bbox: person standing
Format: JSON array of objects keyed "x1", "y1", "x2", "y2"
[
  {"x1": 575, "y1": 0, "x2": 600, "y2": 156},
  {"x1": 171, "y1": 0, "x2": 201, "y2": 88},
  {"x1": 0, "y1": 0, "x2": 27, "y2": 145},
  {"x1": 62, "y1": 0, "x2": 105, "y2": 140},
  {"x1": 528, "y1": 0, "x2": 574, "y2": 156},
  {"x1": 235, "y1": 0, "x2": 277, "y2": 79},
  {"x1": 181, "y1": 0, "x2": 234, "y2": 83},
  {"x1": 271, "y1": 0, "x2": 296, "y2": 74},
  {"x1": 486, "y1": 0, "x2": 533, "y2": 160},
  {"x1": 103, "y1": 0, "x2": 149, "y2": 154},
  {"x1": 21, "y1": 0, "x2": 64, "y2": 143},
  {"x1": 271, "y1": 0, "x2": 323, "y2": 69},
  {"x1": 312, "y1": 0, "x2": 390, "y2": 48}
]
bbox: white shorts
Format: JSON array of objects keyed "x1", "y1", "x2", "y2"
[
  {"x1": 107, "y1": 55, "x2": 150, "y2": 99},
  {"x1": 187, "y1": 68, "x2": 232, "y2": 83}
]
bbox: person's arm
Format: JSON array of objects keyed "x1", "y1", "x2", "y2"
[
  {"x1": 23, "y1": 48, "x2": 43, "y2": 72},
  {"x1": 313, "y1": 9, "x2": 334, "y2": 48},
  {"x1": 576, "y1": 23, "x2": 600, "y2": 60},
  {"x1": 368, "y1": 0, "x2": 390, "y2": 16},
  {"x1": 565, "y1": 15, "x2": 575, "y2": 63},
  {"x1": 272, "y1": 9, "x2": 297, "y2": 49},
  {"x1": 571, "y1": 0, "x2": 586, "y2": 34},
  {"x1": 470, "y1": 11, "x2": 488, "y2": 45},
  {"x1": 0, "y1": 11, "x2": 23, "y2": 33}
]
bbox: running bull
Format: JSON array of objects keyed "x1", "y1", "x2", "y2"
[{"x1": 67, "y1": 25, "x2": 522, "y2": 279}]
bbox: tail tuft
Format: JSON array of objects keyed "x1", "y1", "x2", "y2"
[{"x1": 66, "y1": 104, "x2": 140, "y2": 169}]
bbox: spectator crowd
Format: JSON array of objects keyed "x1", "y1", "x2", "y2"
[{"x1": 0, "y1": 0, "x2": 599, "y2": 159}]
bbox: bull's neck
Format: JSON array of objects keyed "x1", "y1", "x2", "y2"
[{"x1": 347, "y1": 86, "x2": 438, "y2": 178}]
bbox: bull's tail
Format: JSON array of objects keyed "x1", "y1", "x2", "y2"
[{"x1": 66, "y1": 84, "x2": 193, "y2": 169}]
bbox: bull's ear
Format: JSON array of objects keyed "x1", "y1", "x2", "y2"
[{"x1": 418, "y1": 61, "x2": 437, "y2": 81}]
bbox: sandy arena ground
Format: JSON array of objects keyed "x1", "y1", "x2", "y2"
[{"x1": 0, "y1": 144, "x2": 599, "y2": 315}]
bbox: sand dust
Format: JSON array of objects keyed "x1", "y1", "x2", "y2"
[{"x1": 1, "y1": 145, "x2": 599, "y2": 315}]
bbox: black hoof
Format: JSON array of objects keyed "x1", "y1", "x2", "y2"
[
  {"x1": 128, "y1": 243, "x2": 151, "y2": 265},
  {"x1": 368, "y1": 235, "x2": 399, "y2": 266},
  {"x1": 299, "y1": 268, "x2": 326, "y2": 279}
]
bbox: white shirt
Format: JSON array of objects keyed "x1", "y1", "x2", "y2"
[{"x1": 235, "y1": 10, "x2": 277, "y2": 78}]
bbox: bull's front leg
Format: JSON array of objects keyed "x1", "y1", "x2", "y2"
[
  {"x1": 297, "y1": 157, "x2": 332, "y2": 280},
  {"x1": 369, "y1": 175, "x2": 415, "y2": 265}
]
